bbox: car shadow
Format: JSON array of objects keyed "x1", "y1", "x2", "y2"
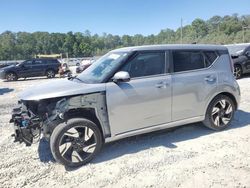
[
  {"x1": 0, "y1": 88, "x2": 14, "y2": 95},
  {"x1": 37, "y1": 109, "x2": 250, "y2": 170}
]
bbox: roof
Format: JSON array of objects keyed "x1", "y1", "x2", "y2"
[
  {"x1": 225, "y1": 43, "x2": 250, "y2": 47},
  {"x1": 112, "y1": 44, "x2": 227, "y2": 52}
]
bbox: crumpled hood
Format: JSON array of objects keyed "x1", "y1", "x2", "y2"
[{"x1": 19, "y1": 78, "x2": 106, "y2": 101}]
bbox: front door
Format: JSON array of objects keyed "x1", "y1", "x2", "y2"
[
  {"x1": 18, "y1": 60, "x2": 34, "y2": 78},
  {"x1": 106, "y1": 51, "x2": 172, "y2": 136}
]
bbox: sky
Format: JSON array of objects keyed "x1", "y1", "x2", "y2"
[{"x1": 0, "y1": 0, "x2": 249, "y2": 36}]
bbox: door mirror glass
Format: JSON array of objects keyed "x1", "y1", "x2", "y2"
[{"x1": 112, "y1": 71, "x2": 130, "y2": 83}]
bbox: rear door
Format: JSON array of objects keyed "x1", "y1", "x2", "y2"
[
  {"x1": 32, "y1": 59, "x2": 45, "y2": 76},
  {"x1": 106, "y1": 51, "x2": 172, "y2": 136},
  {"x1": 171, "y1": 50, "x2": 218, "y2": 121}
]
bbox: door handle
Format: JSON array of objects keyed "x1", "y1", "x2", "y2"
[
  {"x1": 155, "y1": 81, "x2": 169, "y2": 88},
  {"x1": 205, "y1": 76, "x2": 216, "y2": 82}
]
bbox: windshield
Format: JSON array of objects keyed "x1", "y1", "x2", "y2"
[
  {"x1": 226, "y1": 44, "x2": 249, "y2": 55},
  {"x1": 77, "y1": 52, "x2": 129, "y2": 83}
]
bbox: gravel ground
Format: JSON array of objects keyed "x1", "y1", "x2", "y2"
[{"x1": 0, "y1": 77, "x2": 250, "y2": 188}]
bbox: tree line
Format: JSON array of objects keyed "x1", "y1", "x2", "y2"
[{"x1": 0, "y1": 14, "x2": 250, "y2": 60}]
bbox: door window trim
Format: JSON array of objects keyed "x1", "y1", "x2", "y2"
[
  {"x1": 117, "y1": 50, "x2": 170, "y2": 80},
  {"x1": 170, "y1": 50, "x2": 219, "y2": 75}
]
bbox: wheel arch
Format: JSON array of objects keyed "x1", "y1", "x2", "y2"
[
  {"x1": 206, "y1": 92, "x2": 238, "y2": 112},
  {"x1": 64, "y1": 108, "x2": 105, "y2": 142},
  {"x1": 55, "y1": 93, "x2": 111, "y2": 142},
  {"x1": 45, "y1": 68, "x2": 56, "y2": 73}
]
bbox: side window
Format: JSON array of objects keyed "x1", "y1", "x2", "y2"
[
  {"x1": 203, "y1": 51, "x2": 218, "y2": 67},
  {"x1": 34, "y1": 60, "x2": 43, "y2": 65},
  {"x1": 24, "y1": 60, "x2": 33, "y2": 66},
  {"x1": 47, "y1": 59, "x2": 56, "y2": 64},
  {"x1": 173, "y1": 51, "x2": 205, "y2": 72},
  {"x1": 121, "y1": 52, "x2": 166, "y2": 78}
]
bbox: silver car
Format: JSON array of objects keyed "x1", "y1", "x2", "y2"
[{"x1": 10, "y1": 44, "x2": 240, "y2": 167}]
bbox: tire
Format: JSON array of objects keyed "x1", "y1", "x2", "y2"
[
  {"x1": 234, "y1": 65, "x2": 242, "y2": 79},
  {"x1": 50, "y1": 118, "x2": 103, "y2": 168},
  {"x1": 6, "y1": 72, "x2": 18, "y2": 81},
  {"x1": 46, "y1": 69, "x2": 55, "y2": 78},
  {"x1": 203, "y1": 95, "x2": 235, "y2": 131}
]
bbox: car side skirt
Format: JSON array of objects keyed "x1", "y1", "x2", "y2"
[{"x1": 105, "y1": 116, "x2": 205, "y2": 143}]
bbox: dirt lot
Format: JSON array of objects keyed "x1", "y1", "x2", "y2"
[{"x1": 0, "y1": 77, "x2": 250, "y2": 188}]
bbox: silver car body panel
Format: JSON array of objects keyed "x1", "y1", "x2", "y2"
[
  {"x1": 19, "y1": 78, "x2": 105, "y2": 101},
  {"x1": 105, "y1": 116, "x2": 204, "y2": 143},
  {"x1": 106, "y1": 75, "x2": 172, "y2": 136},
  {"x1": 60, "y1": 93, "x2": 111, "y2": 137}
]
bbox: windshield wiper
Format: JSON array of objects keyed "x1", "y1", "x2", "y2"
[{"x1": 68, "y1": 75, "x2": 84, "y2": 82}]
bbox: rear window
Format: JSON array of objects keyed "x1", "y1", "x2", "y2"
[
  {"x1": 204, "y1": 51, "x2": 218, "y2": 67},
  {"x1": 46, "y1": 59, "x2": 59, "y2": 64},
  {"x1": 173, "y1": 50, "x2": 218, "y2": 73},
  {"x1": 173, "y1": 51, "x2": 205, "y2": 72}
]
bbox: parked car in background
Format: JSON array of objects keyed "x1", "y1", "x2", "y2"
[
  {"x1": 58, "y1": 63, "x2": 72, "y2": 78},
  {"x1": 0, "y1": 58, "x2": 60, "y2": 81},
  {"x1": 60, "y1": 58, "x2": 82, "y2": 67},
  {"x1": 76, "y1": 59, "x2": 93, "y2": 73},
  {"x1": 10, "y1": 44, "x2": 240, "y2": 167},
  {"x1": 225, "y1": 43, "x2": 250, "y2": 79}
]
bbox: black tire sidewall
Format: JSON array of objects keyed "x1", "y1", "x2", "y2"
[{"x1": 50, "y1": 118, "x2": 103, "y2": 168}]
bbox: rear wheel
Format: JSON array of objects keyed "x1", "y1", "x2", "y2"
[
  {"x1": 46, "y1": 70, "x2": 55, "y2": 78},
  {"x1": 203, "y1": 95, "x2": 235, "y2": 131},
  {"x1": 50, "y1": 118, "x2": 103, "y2": 167},
  {"x1": 6, "y1": 72, "x2": 18, "y2": 81},
  {"x1": 234, "y1": 65, "x2": 242, "y2": 79}
]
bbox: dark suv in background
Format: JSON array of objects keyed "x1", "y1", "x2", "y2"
[
  {"x1": 0, "y1": 58, "x2": 60, "y2": 81},
  {"x1": 226, "y1": 43, "x2": 250, "y2": 79}
]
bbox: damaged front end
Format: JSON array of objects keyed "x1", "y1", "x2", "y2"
[
  {"x1": 10, "y1": 101, "x2": 42, "y2": 146},
  {"x1": 10, "y1": 92, "x2": 110, "y2": 146},
  {"x1": 10, "y1": 97, "x2": 72, "y2": 146}
]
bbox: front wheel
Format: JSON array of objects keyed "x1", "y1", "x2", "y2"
[
  {"x1": 6, "y1": 72, "x2": 18, "y2": 81},
  {"x1": 203, "y1": 95, "x2": 235, "y2": 131},
  {"x1": 50, "y1": 118, "x2": 103, "y2": 168}
]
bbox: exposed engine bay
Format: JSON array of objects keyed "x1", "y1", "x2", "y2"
[{"x1": 10, "y1": 92, "x2": 110, "y2": 146}]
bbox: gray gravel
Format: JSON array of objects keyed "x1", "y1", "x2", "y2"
[{"x1": 0, "y1": 77, "x2": 250, "y2": 188}]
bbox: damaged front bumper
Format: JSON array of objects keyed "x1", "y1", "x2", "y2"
[{"x1": 10, "y1": 103, "x2": 41, "y2": 146}]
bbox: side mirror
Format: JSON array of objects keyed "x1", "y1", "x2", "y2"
[{"x1": 112, "y1": 71, "x2": 130, "y2": 83}]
